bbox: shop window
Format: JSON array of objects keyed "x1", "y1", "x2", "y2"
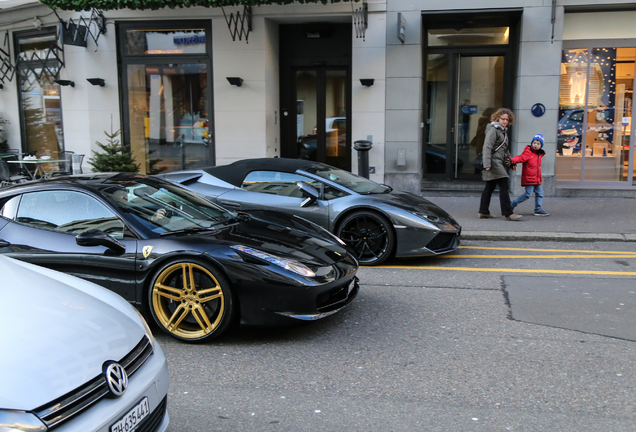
[
  {"x1": 120, "y1": 21, "x2": 212, "y2": 175},
  {"x1": 15, "y1": 29, "x2": 65, "y2": 158},
  {"x1": 556, "y1": 47, "x2": 634, "y2": 182}
]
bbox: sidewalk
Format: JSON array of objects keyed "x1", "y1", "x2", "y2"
[{"x1": 423, "y1": 196, "x2": 636, "y2": 242}]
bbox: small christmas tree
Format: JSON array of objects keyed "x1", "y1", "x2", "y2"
[{"x1": 88, "y1": 126, "x2": 140, "y2": 173}]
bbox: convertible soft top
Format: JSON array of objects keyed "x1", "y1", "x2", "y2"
[{"x1": 201, "y1": 158, "x2": 319, "y2": 187}]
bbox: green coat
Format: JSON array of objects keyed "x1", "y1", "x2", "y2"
[{"x1": 481, "y1": 122, "x2": 511, "y2": 181}]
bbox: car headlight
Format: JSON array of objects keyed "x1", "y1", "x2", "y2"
[
  {"x1": 134, "y1": 307, "x2": 156, "y2": 351},
  {"x1": 0, "y1": 410, "x2": 47, "y2": 432},
  {"x1": 412, "y1": 211, "x2": 442, "y2": 224},
  {"x1": 231, "y1": 245, "x2": 316, "y2": 278}
]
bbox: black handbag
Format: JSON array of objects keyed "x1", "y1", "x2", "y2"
[
  {"x1": 474, "y1": 134, "x2": 507, "y2": 172},
  {"x1": 473, "y1": 153, "x2": 484, "y2": 171}
]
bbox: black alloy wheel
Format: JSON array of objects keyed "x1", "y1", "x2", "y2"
[
  {"x1": 336, "y1": 210, "x2": 395, "y2": 266},
  {"x1": 148, "y1": 258, "x2": 235, "y2": 343}
]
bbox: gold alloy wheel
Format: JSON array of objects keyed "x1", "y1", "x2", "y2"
[{"x1": 151, "y1": 262, "x2": 225, "y2": 340}]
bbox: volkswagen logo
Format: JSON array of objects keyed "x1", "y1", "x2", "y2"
[{"x1": 104, "y1": 362, "x2": 128, "y2": 397}]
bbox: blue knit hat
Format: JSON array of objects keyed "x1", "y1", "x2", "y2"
[{"x1": 532, "y1": 133, "x2": 544, "y2": 148}]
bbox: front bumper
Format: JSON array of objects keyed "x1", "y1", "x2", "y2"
[
  {"x1": 230, "y1": 255, "x2": 360, "y2": 327},
  {"x1": 53, "y1": 341, "x2": 170, "y2": 432},
  {"x1": 394, "y1": 225, "x2": 461, "y2": 258}
]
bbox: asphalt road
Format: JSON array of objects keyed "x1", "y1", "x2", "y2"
[{"x1": 159, "y1": 240, "x2": 636, "y2": 431}]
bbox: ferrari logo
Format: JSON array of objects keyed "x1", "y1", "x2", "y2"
[{"x1": 142, "y1": 246, "x2": 153, "y2": 258}]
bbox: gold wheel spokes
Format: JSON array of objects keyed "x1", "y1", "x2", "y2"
[
  {"x1": 191, "y1": 304, "x2": 214, "y2": 332},
  {"x1": 152, "y1": 262, "x2": 226, "y2": 340},
  {"x1": 197, "y1": 286, "x2": 223, "y2": 303},
  {"x1": 154, "y1": 282, "x2": 185, "y2": 301},
  {"x1": 165, "y1": 303, "x2": 190, "y2": 331}
]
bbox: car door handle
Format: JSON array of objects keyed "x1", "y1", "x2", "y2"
[{"x1": 220, "y1": 200, "x2": 241, "y2": 209}]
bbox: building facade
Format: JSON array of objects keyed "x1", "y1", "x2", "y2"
[{"x1": 1, "y1": 0, "x2": 635, "y2": 196}]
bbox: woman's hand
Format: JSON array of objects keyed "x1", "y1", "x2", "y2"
[{"x1": 485, "y1": 167, "x2": 490, "y2": 171}]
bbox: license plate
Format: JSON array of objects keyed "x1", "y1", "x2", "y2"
[{"x1": 110, "y1": 397, "x2": 150, "y2": 432}]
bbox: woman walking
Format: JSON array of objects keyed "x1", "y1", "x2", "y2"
[{"x1": 478, "y1": 108, "x2": 522, "y2": 221}]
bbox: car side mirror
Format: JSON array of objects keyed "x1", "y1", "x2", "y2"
[
  {"x1": 297, "y1": 182, "x2": 320, "y2": 208},
  {"x1": 76, "y1": 229, "x2": 126, "y2": 255}
]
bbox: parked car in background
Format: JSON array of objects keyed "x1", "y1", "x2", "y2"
[
  {"x1": 0, "y1": 255, "x2": 169, "y2": 432},
  {"x1": 157, "y1": 158, "x2": 462, "y2": 266},
  {"x1": 557, "y1": 108, "x2": 621, "y2": 155},
  {"x1": 0, "y1": 173, "x2": 359, "y2": 342}
]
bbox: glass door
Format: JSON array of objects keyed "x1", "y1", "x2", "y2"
[
  {"x1": 455, "y1": 55, "x2": 504, "y2": 179},
  {"x1": 291, "y1": 67, "x2": 349, "y2": 171},
  {"x1": 425, "y1": 53, "x2": 504, "y2": 178}
]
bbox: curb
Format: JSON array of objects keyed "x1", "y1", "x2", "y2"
[{"x1": 461, "y1": 231, "x2": 636, "y2": 242}]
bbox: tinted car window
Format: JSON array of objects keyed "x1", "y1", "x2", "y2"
[
  {"x1": 101, "y1": 181, "x2": 235, "y2": 235},
  {"x1": 15, "y1": 190, "x2": 125, "y2": 238},
  {"x1": 242, "y1": 171, "x2": 322, "y2": 198},
  {"x1": 304, "y1": 165, "x2": 389, "y2": 194}
]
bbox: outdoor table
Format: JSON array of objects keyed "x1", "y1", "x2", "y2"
[{"x1": 6, "y1": 159, "x2": 66, "y2": 179}]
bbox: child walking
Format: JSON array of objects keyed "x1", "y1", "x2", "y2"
[{"x1": 509, "y1": 133, "x2": 550, "y2": 216}]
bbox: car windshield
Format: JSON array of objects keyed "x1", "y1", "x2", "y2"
[
  {"x1": 304, "y1": 165, "x2": 388, "y2": 194},
  {"x1": 101, "y1": 179, "x2": 235, "y2": 235}
]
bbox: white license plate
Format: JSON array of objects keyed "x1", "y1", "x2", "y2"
[{"x1": 110, "y1": 397, "x2": 150, "y2": 432}]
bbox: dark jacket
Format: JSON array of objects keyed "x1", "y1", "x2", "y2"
[
  {"x1": 481, "y1": 122, "x2": 511, "y2": 181},
  {"x1": 510, "y1": 145, "x2": 545, "y2": 185}
]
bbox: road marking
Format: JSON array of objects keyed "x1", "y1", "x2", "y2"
[
  {"x1": 376, "y1": 265, "x2": 636, "y2": 276},
  {"x1": 443, "y1": 254, "x2": 636, "y2": 259},
  {"x1": 459, "y1": 245, "x2": 636, "y2": 255}
]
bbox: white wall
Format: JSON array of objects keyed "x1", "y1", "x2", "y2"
[
  {"x1": 352, "y1": 11, "x2": 387, "y2": 182},
  {"x1": 564, "y1": 11, "x2": 636, "y2": 40}
]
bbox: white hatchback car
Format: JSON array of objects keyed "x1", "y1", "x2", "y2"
[{"x1": 0, "y1": 255, "x2": 169, "y2": 432}]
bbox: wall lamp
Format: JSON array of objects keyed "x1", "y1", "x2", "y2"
[
  {"x1": 360, "y1": 79, "x2": 374, "y2": 87},
  {"x1": 54, "y1": 79, "x2": 75, "y2": 87},
  {"x1": 87, "y1": 78, "x2": 105, "y2": 87},
  {"x1": 226, "y1": 77, "x2": 244, "y2": 87}
]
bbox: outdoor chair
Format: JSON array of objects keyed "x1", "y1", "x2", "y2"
[
  {"x1": 0, "y1": 159, "x2": 29, "y2": 186},
  {"x1": 45, "y1": 151, "x2": 74, "y2": 177},
  {"x1": 72, "y1": 153, "x2": 85, "y2": 174}
]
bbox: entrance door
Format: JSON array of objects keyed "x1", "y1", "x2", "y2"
[
  {"x1": 425, "y1": 53, "x2": 505, "y2": 179},
  {"x1": 292, "y1": 68, "x2": 349, "y2": 170},
  {"x1": 279, "y1": 23, "x2": 351, "y2": 171}
]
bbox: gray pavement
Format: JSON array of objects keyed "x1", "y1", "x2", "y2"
[{"x1": 423, "y1": 195, "x2": 636, "y2": 242}]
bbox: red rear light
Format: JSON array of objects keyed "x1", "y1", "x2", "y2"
[{"x1": 313, "y1": 127, "x2": 317, "y2": 134}]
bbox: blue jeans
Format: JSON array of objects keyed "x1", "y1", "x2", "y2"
[{"x1": 511, "y1": 184, "x2": 544, "y2": 212}]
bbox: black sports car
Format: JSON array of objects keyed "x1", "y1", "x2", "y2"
[
  {"x1": 157, "y1": 158, "x2": 461, "y2": 266},
  {"x1": 0, "y1": 173, "x2": 359, "y2": 342}
]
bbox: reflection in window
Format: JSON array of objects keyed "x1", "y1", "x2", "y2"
[
  {"x1": 15, "y1": 191, "x2": 124, "y2": 238},
  {"x1": 125, "y1": 29, "x2": 206, "y2": 55},
  {"x1": 16, "y1": 30, "x2": 64, "y2": 158},
  {"x1": 127, "y1": 63, "x2": 209, "y2": 174},
  {"x1": 241, "y1": 171, "x2": 319, "y2": 198},
  {"x1": 427, "y1": 27, "x2": 509, "y2": 47}
]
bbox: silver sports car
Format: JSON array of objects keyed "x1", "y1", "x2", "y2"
[{"x1": 157, "y1": 158, "x2": 461, "y2": 266}]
